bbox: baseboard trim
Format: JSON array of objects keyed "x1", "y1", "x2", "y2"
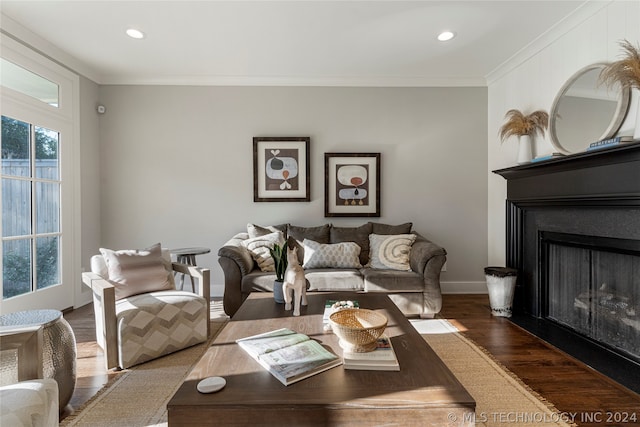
[{"x1": 441, "y1": 281, "x2": 487, "y2": 294}]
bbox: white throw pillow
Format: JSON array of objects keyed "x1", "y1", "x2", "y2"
[
  {"x1": 241, "y1": 231, "x2": 285, "y2": 272},
  {"x1": 99, "y1": 243, "x2": 175, "y2": 300},
  {"x1": 302, "y1": 239, "x2": 362, "y2": 269},
  {"x1": 368, "y1": 233, "x2": 417, "y2": 271}
]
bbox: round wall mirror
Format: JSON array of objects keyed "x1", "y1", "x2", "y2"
[{"x1": 549, "y1": 63, "x2": 631, "y2": 155}]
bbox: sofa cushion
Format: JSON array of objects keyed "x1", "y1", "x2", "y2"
[
  {"x1": 369, "y1": 222, "x2": 413, "y2": 235},
  {"x1": 362, "y1": 268, "x2": 424, "y2": 292},
  {"x1": 240, "y1": 231, "x2": 285, "y2": 272},
  {"x1": 302, "y1": 239, "x2": 362, "y2": 269},
  {"x1": 287, "y1": 224, "x2": 331, "y2": 260},
  {"x1": 330, "y1": 223, "x2": 372, "y2": 266},
  {"x1": 241, "y1": 268, "x2": 363, "y2": 293},
  {"x1": 99, "y1": 243, "x2": 175, "y2": 300},
  {"x1": 304, "y1": 268, "x2": 364, "y2": 291},
  {"x1": 369, "y1": 233, "x2": 417, "y2": 271}
]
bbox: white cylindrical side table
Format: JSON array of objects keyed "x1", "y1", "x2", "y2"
[{"x1": 0, "y1": 309, "x2": 76, "y2": 412}]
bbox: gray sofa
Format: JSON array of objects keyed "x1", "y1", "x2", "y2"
[{"x1": 218, "y1": 222, "x2": 447, "y2": 318}]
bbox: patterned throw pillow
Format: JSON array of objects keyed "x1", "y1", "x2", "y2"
[
  {"x1": 302, "y1": 239, "x2": 362, "y2": 269},
  {"x1": 241, "y1": 231, "x2": 285, "y2": 272},
  {"x1": 368, "y1": 233, "x2": 417, "y2": 271}
]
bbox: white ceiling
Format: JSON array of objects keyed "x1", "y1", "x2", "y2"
[{"x1": 0, "y1": 1, "x2": 592, "y2": 86}]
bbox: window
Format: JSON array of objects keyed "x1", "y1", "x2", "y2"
[
  {"x1": 2, "y1": 116, "x2": 61, "y2": 299},
  {"x1": 0, "y1": 58, "x2": 59, "y2": 107},
  {"x1": 1, "y1": 33, "x2": 79, "y2": 311}
]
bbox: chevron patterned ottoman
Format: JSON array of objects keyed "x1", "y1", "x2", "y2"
[{"x1": 115, "y1": 290, "x2": 208, "y2": 369}]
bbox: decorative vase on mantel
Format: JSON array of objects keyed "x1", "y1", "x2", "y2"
[{"x1": 517, "y1": 134, "x2": 533, "y2": 164}]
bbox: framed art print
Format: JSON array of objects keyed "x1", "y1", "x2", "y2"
[
  {"x1": 253, "y1": 137, "x2": 310, "y2": 202},
  {"x1": 324, "y1": 152, "x2": 380, "y2": 217}
]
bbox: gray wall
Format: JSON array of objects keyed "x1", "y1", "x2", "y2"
[{"x1": 95, "y1": 85, "x2": 488, "y2": 295}]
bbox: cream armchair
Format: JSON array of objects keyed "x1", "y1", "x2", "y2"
[
  {"x1": 0, "y1": 326, "x2": 59, "y2": 427},
  {"x1": 82, "y1": 246, "x2": 210, "y2": 370}
]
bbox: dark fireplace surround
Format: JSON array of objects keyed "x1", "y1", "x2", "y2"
[{"x1": 494, "y1": 143, "x2": 640, "y2": 393}]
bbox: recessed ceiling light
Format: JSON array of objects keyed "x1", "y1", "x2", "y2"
[
  {"x1": 437, "y1": 31, "x2": 456, "y2": 42},
  {"x1": 126, "y1": 28, "x2": 145, "y2": 39}
]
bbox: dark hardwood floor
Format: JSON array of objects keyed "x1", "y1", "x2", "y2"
[{"x1": 62, "y1": 294, "x2": 640, "y2": 426}]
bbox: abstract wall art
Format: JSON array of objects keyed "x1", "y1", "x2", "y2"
[
  {"x1": 324, "y1": 152, "x2": 380, "y2": 217},
  {"x1": 253, "y1": 137, "x2": 310, "y2": 202}
]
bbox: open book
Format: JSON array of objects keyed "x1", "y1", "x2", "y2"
[{"x1": 236, "y1": 328, "x2": 342, "y2": 386}]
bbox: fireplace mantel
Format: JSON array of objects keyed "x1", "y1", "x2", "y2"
[
  {"x1": 493, "y1": 142, "x2": 640, "y2": 393},
  {"x1": 493, "y1": 142, "x2": 640, "y2": 202}
]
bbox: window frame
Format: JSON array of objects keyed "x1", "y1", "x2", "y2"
[{"x1": 1, "y1": 34, "x2": 80, "y2": 312}]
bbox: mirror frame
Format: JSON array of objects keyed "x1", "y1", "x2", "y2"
[{"x1": 549, "y1": 63, "x2": 631, "y2": 155}]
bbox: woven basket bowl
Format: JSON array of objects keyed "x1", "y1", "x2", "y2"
[{"x1": 329, "y1": 308, "x2": 388, "y2": 353}]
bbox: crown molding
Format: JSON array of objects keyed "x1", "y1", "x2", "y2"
[
  {"x1": 98, "y1": 74, "x2": 487, "y2": 87},
  {"x1": 485, "y1": 0, "x2": 612, "y2": 85},
  {"x1": 0, "y1": 13, "x2": 103, "y2": 83}
]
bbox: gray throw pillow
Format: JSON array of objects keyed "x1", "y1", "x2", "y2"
[
  {"x1": 288, "y1": 224, "x2": 331, "y2": 260},
  {"x1": 330, "y1": 223, "x2": 372, "y2": 266},
  {"x1": 369, "y1": 222, "x2": 413, "y2": 235}
]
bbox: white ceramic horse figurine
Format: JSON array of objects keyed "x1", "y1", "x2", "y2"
[{"x1": 282, "y1": 247, "x2": 307, "y2": 316}]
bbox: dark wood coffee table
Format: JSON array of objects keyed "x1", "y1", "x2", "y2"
[{"x1": 167, "y1": 292, "x2": 475, "y2": 426}]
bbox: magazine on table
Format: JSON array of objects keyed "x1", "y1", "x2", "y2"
[
  {"x1": 236, "y1": 328, "x2": 342, "y2": 386},
  {"x1": 343, "y1": 335, "x2": 400, "y2": 371}
]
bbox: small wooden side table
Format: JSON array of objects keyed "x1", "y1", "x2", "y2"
[{"x1": 170, "y1": 247, "x2": 211, "y2": 292}]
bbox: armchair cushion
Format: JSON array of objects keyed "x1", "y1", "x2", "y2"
[
  {"x1": 99, "y1": 243, "x2": 174, "y2": 300},
  {"x1": 115, "y1": 290, "x2": 208, "y2": 369}
]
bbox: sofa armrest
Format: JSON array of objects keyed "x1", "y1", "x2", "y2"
[
  {"x1": 218, "y1": 233, "x2": 254, "y2": 275},
  {"x1": 218, "y1": 232, "x2": 255, "y2": 317},
  {"x1": 410, "y1": 233, "x2": 447, "y2": 317},
  {"x1": 409, "y1": 234, "x2": 447, "y2": 273}
]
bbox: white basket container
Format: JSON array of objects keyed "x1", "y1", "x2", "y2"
[{"x1": 484, "y1": 267, "x2": 518, "y2": 317}]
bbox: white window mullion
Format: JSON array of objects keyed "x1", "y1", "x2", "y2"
[{"x1": 30, "y1": 123, "x2": 37, "y2": 292}]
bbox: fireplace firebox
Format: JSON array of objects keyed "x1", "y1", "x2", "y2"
[{"x1": 494, "y1": 143, "x2": 640, "y2": 393}]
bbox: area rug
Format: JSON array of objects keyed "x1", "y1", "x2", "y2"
[
  {"x1": 62, "y1": 306, "x2": 572, "y2": 427},
  {"x1": 413, "y1": 319, "x2": 574, "y2": 427}
]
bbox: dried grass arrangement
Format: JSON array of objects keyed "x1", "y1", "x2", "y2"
[
  {"x1": 600, "y1": 39, "x2": 640, "y2": 90},
  {"x1": 499, "y1": 109, "x2": 549, "y2": 142}
]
